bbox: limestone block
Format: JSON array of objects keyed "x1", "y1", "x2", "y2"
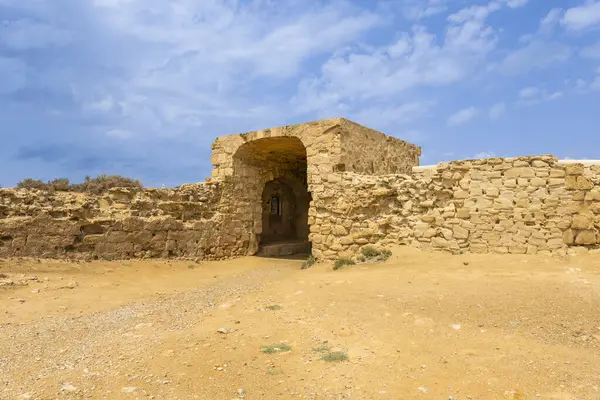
[
  {"x1": 532, "y1": 160, "x2": 549, "y2": 168},
  {"x1": 515, "y1": 198, "x2": 530, "y2": 208},
  {"x1": 504, "y1": 168, "x2": 535, "y2": 179},
  {"x1": 494, "y1": 197, "x2": 513, "y2": 210},
  {"x1": 547, "y1": 238, "x2": 564, "y2": 249},
  {"x1": 470, "y1": 171, "x2": 485, "y2": 180},
  {"x1": 486, "y1": 187, "x2": 500, "y2": 197},
  {"x1": 530, "y1": 178, "x2": 546, "y2": 187},
  {"x1": 572, "y1": 191, "x2": 586, "y2": 201},
  {"x1": 320, "y1": 224, "x2": 332, "y2": 235},
  {"x1": 106, "y1": 230, "x2": 131, "y2": 243},
  {"x1": 550, "y1": 168, "x2": 566, "y2": 178},
  {"x1": 563, "y1": 229, "x2": 575, "y2": 245},
  {"x1": 431, "y1": 237, "x2": 449, "y2": 248},
  {"x1": 456, "y1": 208, "x2": 470, "y2": 219},
  {"x1": 476, "y1": 198, "x2": 493, "y2": 208},
  {"x1": 513, "y1": 235, "x2": 527, "y2": 244},
  {"x1": 584, "y1": 190, "x2": 600, "y2": 201},
  {"x1": 421, "y1": 214, "x2": 436, "y2": 223},
  {"x1": 340, "y1": 236, "x2": 354, "y2": 245},
  {"x1": 572, "y1": 213, "x2": 593, "y2": 230},
  {"x1": 470, "y1": 243, "x2": 488, "y2": 253},
  {"x1": 509, "y1": 246, "x2": 527, "y2": 254},
  {"x1": 311, "y1": 234, "x2": 323, "y2": 244},
  {"x1": 453, "y1": 226, "x2": 469, "y2": 239},
  {"x1": 454, "y1": 190, "x2": 469, "y2": 199},
  {"x1": 420, "y1": 228, "x2": 434, "y2": 238},
  {"x1": 575, "y1": 230, "x2": 597, "y2": 245},
  {"x1": 565, "y1": 176, "x2": 593, "y2": 190},
  {"x1": 165, "y1": 239, "x2": 177, "y2": 251},
  {"x1": 565, "y1": 163, "x2": 584, "y2": 175},
  {"x1": 440, "y1": 228, "x2": 453, "y2": 240}
]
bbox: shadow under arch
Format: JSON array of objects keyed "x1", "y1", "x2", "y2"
[{"x1": 231, "y1": 136, "x2": 311, "y2": 257}]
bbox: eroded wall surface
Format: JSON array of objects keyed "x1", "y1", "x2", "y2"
[
  {"x1": 0, "y1": 182, "x2": 250, "y2": 260},
  {"x1": 309, "y1": 156, "x2": 600, "y2": 259},
  {"x1": 2, "y1": 155, "x2": 599, "y2": 261},
  {"x1": 338, "y1": 119, "x2": 421, "y2": 175}
]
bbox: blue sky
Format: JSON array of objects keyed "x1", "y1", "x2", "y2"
[{"x1": 0, "y1": 0, "x2": 599, "y2": 187}]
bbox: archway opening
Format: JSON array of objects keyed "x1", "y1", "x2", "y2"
[
  {"x1": 232, "y1": 136, "x2": 310, "y2": 257},
  {"x1": 261, "y1": 179, "x2": 309, "y2": 244}
]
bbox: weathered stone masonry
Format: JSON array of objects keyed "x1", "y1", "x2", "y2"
[
  {"x1": 309, "y1": 156, "x2": 600, "y2": 259},
  {"x1": 1, "y1": 118, "x2": 598, "y2": 261}
]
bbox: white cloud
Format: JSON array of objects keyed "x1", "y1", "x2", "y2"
[
  {"x1": 57, "y1": 0, "x2": 384, "y2": 140},
  {"x1": 519, "y1": 86, "x2": 540, "y2": 98},
  {"x1": 498, "y1": 41, "x2": 571, "y2": 75},
  {"x1": 0, "y1": 0, "x2": 598, "y2": 186},
  {"x1": 489, "y1": 102, "x2": 507, "y2": 119},
  {"x1": 538, "y1": 8, "x2": 564, "y2": 36},
  {"x1": 496, "y1": 8, "x2": 572, "y2": 76},
  {"x1": 293, "y1": 1, "x2": 511, "y2": 114},
  {"x1": 561, "y1": 1, "x2": 600, "y2": 31},
  {"x1": 352, "y1": 101, "x2": 435, "y2": 129},
  {"x1": 474, "y1": 151, "x2": 497, "y2": 158},
  {"x1": 401, "y1": 0, "x2": 448, "y2": 20},
  {"x1": 505, "y1": 0, "x2": 529, "y2": 8},
  {"x1": 517, "y1": 86, "x2": 564, "y2": 105},
  {"x1": 447, "y1": 106, "x2": 478, "y2": 126}
]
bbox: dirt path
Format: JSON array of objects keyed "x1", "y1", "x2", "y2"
[{"x1": 1, "y1": 248, "x2": 599, "y2": 399}]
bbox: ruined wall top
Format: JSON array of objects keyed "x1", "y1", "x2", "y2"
[{"x1": 210, "y1": 118, "x2": 420, "y2": 180}]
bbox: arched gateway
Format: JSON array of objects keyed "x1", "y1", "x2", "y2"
[{"x1": 209, "y1": 118, "x2": 421, "y2": 258}]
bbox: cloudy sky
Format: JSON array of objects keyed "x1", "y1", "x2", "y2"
[{"x1": 0, "y1": 0, "x2": 599, "y2": 187}]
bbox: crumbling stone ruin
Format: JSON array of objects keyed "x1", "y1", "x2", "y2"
[{"x1": 1, "y1": 118, "x2": 599, "y2": 261}]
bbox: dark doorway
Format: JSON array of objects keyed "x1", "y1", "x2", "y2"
[{"x1": 261, "y1": 179, "x2": 309, "y2": 244}]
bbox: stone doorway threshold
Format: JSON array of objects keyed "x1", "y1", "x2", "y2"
[{"x1": 256, "y1": 240, "x2": 311, "y2": 258}]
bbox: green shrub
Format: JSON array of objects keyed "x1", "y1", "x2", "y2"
[
  {"x1": 79, "y1": 174, "x2": 143, "y2": 195},
  {"x1": 312, "y1": 345, "x2": 330, "y2": 352},
  {"x1": 321, "y1": 351, "x2": 348, "y2": 362},
  {"x1": 300, "y1": 254, "x2": 316, "y2": 270},
  {"x1": 333, "y1": 258, "x2": 355, "y2": 270},
  {"x1": 49, "y1": 178, "x2": 70, "y2": 191},
  {"x1": 16, "y1": 178, "x2": 48, "y2": 190},
  {"x1": 261, "y1": 343, "x2": 292, "y2": 354},
  {"x1": 267, "y1": 369, "x2": 283, "y2": 375},
  {"x1": 359, "y1": 246, "x2": 392, "y2": 262},
  {"x1": 380, "y1": 249, "x2": 392, "y2": 260},
  {"x1": 361, "y1": 246, "x2": 380, "y2": 258}
]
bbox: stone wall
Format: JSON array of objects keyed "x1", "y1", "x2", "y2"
[
  {"x1": 309, "y1": 155, "x2": 600, "y2": 260},
  {"x1": 338, "y1": 118, "x2": 421, "y2": 175},
  {"x1": 0, "y1": 182, "x2": 249, "y2": 260},
  {"x1": 2, "y1": 155, "x2": 599, "y2": 261}
]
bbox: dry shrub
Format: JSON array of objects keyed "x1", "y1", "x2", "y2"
[{"x1": 16, "y1": 174, "x2": 143, "y2": 194}]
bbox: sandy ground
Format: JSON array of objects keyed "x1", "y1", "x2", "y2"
[{"x1": 1, "y1": 247, "x2": 599, "y2": 400}]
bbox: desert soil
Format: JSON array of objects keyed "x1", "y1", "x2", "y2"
[{"x1": 1, "y1": 247, "x2": 599, "y2": 400}]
